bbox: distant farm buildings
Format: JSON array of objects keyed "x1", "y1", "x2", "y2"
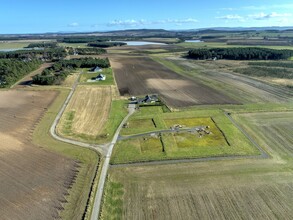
[
  {"x1": 130, "y1": 94, "x2": 159, "y2": 105},
  {"x1": 92, "y1": 73, "x2": 106, "y2": 81},
  {"x1": 92, "y1": 66, "x2": 102, "y2": 72}
]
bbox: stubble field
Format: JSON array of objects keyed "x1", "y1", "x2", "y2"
[
  {"x1": 57, "y1": 85, "x2": 112, "y2": 141},
  {"x1": 0, "y1": 90, "x2": 78, "y2": 220},
  {"x1": 110, "y1": 56, "x2": 239, "y2": 107}
]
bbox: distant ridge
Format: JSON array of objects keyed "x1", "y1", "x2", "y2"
[{"x1": 1, "y1": 26, "x2": 293, "y2": 37}]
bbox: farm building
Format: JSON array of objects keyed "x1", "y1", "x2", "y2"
[
  {"x1": 93, "y1": 74, "x2": 106, "y2": 81},
  {"x1": 92, "y1": 66, "x2": 102, "y2": 72},
  {"x1": 137, "y1": 94, "x2": 159, "y2": 104}
]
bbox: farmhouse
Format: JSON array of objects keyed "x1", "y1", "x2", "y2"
[
  {"x1": 92, "y1": 66, "x2": 102, "y2": 72},
  {"x1": 137, "y1": 94, "x2": 159, "y2": 104},
  {"x1": 93, "y1": 73, "x2": 106, "y2": 81}
]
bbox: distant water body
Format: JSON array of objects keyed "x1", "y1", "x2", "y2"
[
  {"x1": 185, "y1": 40, "x2": 202, "y2": 43},
  {"x1": 119, "y1": 41, "x2": 167, "y2": 46}
]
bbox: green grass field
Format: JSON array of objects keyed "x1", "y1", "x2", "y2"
[
  {"x1": 79, "y1": 68, "x2": 115, "y2": 85},
  {"x1": 0, "y1": 42, "x2": 29, "y2": 50},
  {"x1": 111, "y1": 106, "x2": 259, "y2": 164}
]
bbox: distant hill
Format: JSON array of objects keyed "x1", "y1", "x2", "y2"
[{"x1": 1, "y1": 27, "x2": 293, "y2": 39}]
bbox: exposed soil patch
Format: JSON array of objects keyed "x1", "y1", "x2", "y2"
[
  {"x1": 0, "y1": 90, "x2": 78, "y2": 220},
  {"x1": 111, "y1": 56, "x2": 239, "y2": 107}
]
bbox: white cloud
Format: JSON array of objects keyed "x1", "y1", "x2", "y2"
[
  {"x1": 68, "y1": 22, "x2": 79, "y2": 27},
  {"x1": 221, "y1": 3, "x2": 293, "y2": 11},
  {"x1": 108, "y1": 19, "x2": 148, "y2": 27},
  {"x1": 107, "y1": 18, "x2": 198, "y2": 27},
  {"x1": 216, "y1": 14, "x2": 245, "y2": 22},
  {"x1": 249, "y1": 12, "x2": 292, "y2": 20},
  {"x1": 243, "y1": 4, "x2": 293, "y2": 11}
]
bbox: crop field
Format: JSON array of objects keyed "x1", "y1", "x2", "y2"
[
  {"x1": 154, "y1": 56, "x2": 293, "y2": 103},
  {"x1": 0, "y1": 90, "x2": 79, "y2": 220},
  {"x1": 102, "y1": 160, "x2": 293, "y2": 220},
  {"x1": 57, "y1": 85, "x2": 112, "y2": 141},
  {"x1": 233, "y1": 111, "x2": 293, "y2": 158},
  {"x1": 110, "y1": 56, "x2": 239, "y2": 107}
]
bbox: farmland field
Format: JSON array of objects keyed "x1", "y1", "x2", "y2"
[
  {"x1": 110, "y1": 56, "x2": 239, "y2": 107},
  {"x1": 233, "y1": 112, "x2": 293, "y2": 158},
  {"x1": 153, "y1": 56, "x2": 293, "y2": 103},
  {"x1": 103, "y1": 160, "x2": 293, "y2": 220},
  {"x1": 102, "y1": 106, "x2": 293, "y2": 220},
  {"x1": 57, "y1": 85, "x2": 112, "y2": 141},
  {"x1": 0, "y1": 90, "x2": 78, "y2": 220}
]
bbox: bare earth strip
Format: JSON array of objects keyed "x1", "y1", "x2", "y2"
[
  {"x1": 110, "y1": 56, "x2": 239, "y2": 107},
  {"x1": 0, "y1": 90, "x2": 77, "y2": 220},
  {"x1": 58, "y1": 85, "x2": 112, "y2": 137}
]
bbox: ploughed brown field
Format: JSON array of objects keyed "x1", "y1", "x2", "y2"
[
  {"x1": 110, "y1": 56, "x2": 239, "y2": 107},
  {"x1": 0, "y1": 90, "x2": 78, "y2": 220}
]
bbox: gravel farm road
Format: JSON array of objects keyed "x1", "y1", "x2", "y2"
[{"x1": 49, "y1": 70, "x2": 135, "y2": 220}]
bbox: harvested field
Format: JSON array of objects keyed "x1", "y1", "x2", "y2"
[
  {"x1": 164, "y1": 57, "x2": 293, "y2": 103},
  {"x1": 103, "y1": 163, "x2": 293, "y2": 220},
  {"x1": 57, "y1": 85, "x2": 112, "y2": 139},
  {"x1": 0, "y1": 90, "x2": 77, "y2": 220},
  {"x1": 110, "y1": 56, "x2": 239, "y2": 107},
  {"x1": 234, "y1": 112, "x2": 293, "y2": 158}
]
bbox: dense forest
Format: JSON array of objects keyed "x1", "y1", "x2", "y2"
[
  {"x1": 0, "y1": 59, "x2": 41, "y2": 87},
  {"x1": 0, "y1": 48, "x2": 67, "y2": 60},
  {"x1": 26, "y1": 42, "x2": 58, "y2": 48},
  {"x1": 32, "y1": 57, "x2": 110, "y2": 85},
  {"x1": 67, "y1": 47, "x2": 107, "y2": 55},
  {"x1": 188, "y1": 48, "x2": 293, "y2": 60},
  {"x1": 88, "y1": 42, "x2": 126, "y2": 48},
  {"x1": 59, "y1": 37, "x2": 107, "y2": 43}
]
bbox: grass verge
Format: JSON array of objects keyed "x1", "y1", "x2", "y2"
[{"x1": 100, "y1": 175, "x2": 124, "y2": 220}]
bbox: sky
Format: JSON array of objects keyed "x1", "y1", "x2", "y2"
[{"x1": 1, "y1": 0, "x2": 293, "y2": 34}]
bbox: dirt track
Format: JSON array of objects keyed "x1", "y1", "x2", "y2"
[
  {"x1": 12, "y1": 63, "x2": 53, "y2": 89},
  {"x1": 110, "y1": 56, "x2": 239, "y2": 107},
  {"x1": 0, "y1": 90, "x2": 77, "y2": 220}
]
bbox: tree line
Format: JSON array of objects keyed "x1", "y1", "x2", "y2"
[
  {"x1": 26, "y1": 42, "x2": 58, "y2": 48},
  {"x1": 88, "y1": 42, "x2": 126, "y2": 48},
  {"x1": 59, "y1": 37, "x2": 107, "y2": 43},
  {"x1": 188, "y1": 47, "x2": 293, "y2": 60},
  {"x1": 0, "y1": 48, "x2": 67, "y2": 61},
  {"x1": 0, "y1": 59, "x2": 41, "y2": 87},
  {"x1": 32, "y1": 57, "x2": 110, "y2": 85},
  {"x1": 67, "y1": 47, "x2": 107, "y2": 55}
]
